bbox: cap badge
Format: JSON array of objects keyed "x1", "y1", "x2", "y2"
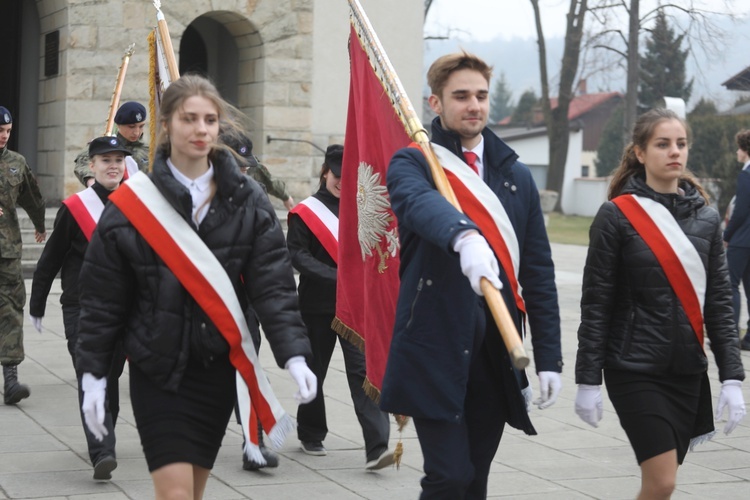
[
  {"x1": 240, "y1": 146, "x2": 248, "y2": 154},
  {"x1": 135, "y1": 112, "x2": 143, "y2": 121},
  {"x1": 2, "y1": 113, "x2": 9, "y2": 123},
  {"x1": 110, "y1": 138, "x2": 118, "y2": 145}
]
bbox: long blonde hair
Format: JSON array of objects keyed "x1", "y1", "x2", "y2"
[{"x1": 608, "y1": 108, "x2": 708, "y2": 203}]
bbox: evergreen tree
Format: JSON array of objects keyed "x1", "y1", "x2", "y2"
[
  {"x1": 594, "y1": 103, "x2": 625, "y2": 177},
  {"x1": 688, "y1": 98, "x2": 718, "y2": 117},
  {"x1": 638, "y1": 10, "x2": 693, "y2": 109},
  {"x1": 489, "y1": 73, "x2": 515, "y2": 123},
  {"x1": 509, "y1": 89, "x2": 538, "y2": 126}
]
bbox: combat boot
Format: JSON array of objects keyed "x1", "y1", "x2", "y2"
[{"x1": 3, "y1": 364, "x2": 30, "y2": 405}]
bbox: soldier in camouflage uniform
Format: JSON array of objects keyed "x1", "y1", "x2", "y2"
[
  {"x1": 73, "y1": 101, "x2": 150, "y2": 186},
  {"x1": 221, "y1": 132, "x2": 295, "y2": 210},
  {"x1": 0, "y1": 106, "x2": 46, "y2": 405}
]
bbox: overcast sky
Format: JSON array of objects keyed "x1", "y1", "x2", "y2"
[
  {"x1": 423, "y1": 0, "x2": 750, "y2": 108},
  {"x1": 425, "y1": 0, "x2": 746, "y2": 42}
]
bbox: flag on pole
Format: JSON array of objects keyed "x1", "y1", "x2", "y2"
[{"x1": 332, "y1": 24, "x2": 411, "y2": 400}]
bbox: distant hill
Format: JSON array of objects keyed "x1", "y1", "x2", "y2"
[{"x1": 423, "y1": 13, "x2": 750, "y2": 113}]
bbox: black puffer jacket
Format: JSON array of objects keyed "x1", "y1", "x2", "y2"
[
  {"x1": 576, "y1": 175, "x2": 745, "y2": 385},
  {"x1": 75, "y1": 149, "x2": 311, "y2": 391}
]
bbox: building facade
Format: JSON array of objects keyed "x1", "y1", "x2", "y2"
[{"x1": 3, "y1": 0, "x2": 423, "y2": 204}]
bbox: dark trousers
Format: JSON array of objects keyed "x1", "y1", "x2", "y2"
[
  {"x1": 63, "y1": 305, "x2": 126, "y2": 464},
  {"x1": 412, "y1": 341, "x2": 507, "y2": 499},
  {"x1": 297, "y1": 313, "x2": 390, "y2": 461},
  {"x1": 726, "y1": 246, "x2": 750, "y2": 334}
]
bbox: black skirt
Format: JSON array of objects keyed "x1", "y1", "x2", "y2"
[
  {"x1": 604, "y1": 369, "x2": 713, "y2": 465},
  {"x1": 129, "y1": 355, "x2": 237, "y2": 472}
]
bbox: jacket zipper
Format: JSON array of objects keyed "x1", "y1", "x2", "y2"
[{"x1": 406, "y1": 278, "x2": 424, "y2": 329}]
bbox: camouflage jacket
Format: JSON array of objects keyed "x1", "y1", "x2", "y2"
[
  {"x1": 248, "y1": 158, "x2": 290, "y2": 202},
  {"x1": 0, "y1": 147, "x2": 46, "y2": 258},
  {"x1": 74, "y1": 133, "x2": 150, "y2": 186}
]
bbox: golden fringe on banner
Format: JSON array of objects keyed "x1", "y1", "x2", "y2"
[
  {"x1": 147, "y1": 29, "x2": 158, "y2": 170},
  {"x1": 330, "y1": 316, "x2": 364, "y2": 351}
]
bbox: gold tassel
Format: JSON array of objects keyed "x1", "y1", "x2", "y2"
[
  {"x1": 147, "y1": 29, "x2": 157, "y2": 170},
  {"x1": 330, "y1": 316, "x2": 365, "y2": 351},
  {"x1": 393, "y1": 439, "x2": 403, "y2": 469}
]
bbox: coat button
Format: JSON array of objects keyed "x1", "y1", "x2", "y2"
[
  {"x1": 504, "y1": 181, "x2": 510, "y2": 188},
  {"x1": 459, "y1": 219, "x2": 468, "y2": 225},
  {"x1": 201, "y1": 323, "x2": 206, "y2": 329},
  {"x1": 229, "y1": 197, "x2": 233, "y2": 202},
  {"x1": 510, "y1": 185, "x2": 517, "y2": 192},
  {"x1": 426, "y1": 279, "x2": 433, "y2": 286},
  {"x1": 463, "y1": 349, "x2": 469, "y2": 355},
  {"x1": 240, "y1": 183, "x2": 245, "y2": 189},
  {"x1": 454, "y1": 414, "x2": 460, "y2": 421}
]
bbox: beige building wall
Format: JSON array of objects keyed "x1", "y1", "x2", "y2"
[{"x1": 28, "y1": 0, "x2": 422, "y2": 204}]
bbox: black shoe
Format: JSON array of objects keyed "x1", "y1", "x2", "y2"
[
  {"x1": 741, "y1": 339, "x2": 750, "y2": 351},
  {"x1": 300, "y1": 441, "x2": 327, "y2": 456},
  {"x1": 93, "y1": 455, "x2": 117, "y2": 480},
  {"x1": 243, "y1": 446, "x2": 280, "y2": 470},
  {"x1": 365, "y1": 449, "x2": 395, "y2": 470},
  {"x1": 3, "y1": 365, "x2": 30, "y2": 405}
]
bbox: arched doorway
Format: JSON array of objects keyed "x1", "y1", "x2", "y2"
[
  {"x1": 0, "y1": 0, "x2": 39, "y2": 167},
  {"x1": 179, "y1": 15, "x2": 239, "y2": 105}
]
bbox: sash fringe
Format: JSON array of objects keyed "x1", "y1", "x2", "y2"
[
  {"x1": 266, "y1": 413, "x2": 296, "y2": 450},
  {"x1": 331, "y1": 317, "x2": 364, "y2": 351},
  {"x1": 689, "y1": 430, "x2": 716, "y2": 452}
]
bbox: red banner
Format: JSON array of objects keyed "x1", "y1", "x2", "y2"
[{"x1": 332, "y1": 25, "x2": 410, "y2": 400}]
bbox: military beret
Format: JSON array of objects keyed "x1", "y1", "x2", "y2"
[
  {"x1": 88, "y1": 136, "x2": 132, "y2": 157},
  {"x1": 114, "y1": 101, "x2": 147, "y2": 125},
  {"x1": 325, "y1": 144, "x2": 344, "y2": 176},
  {"x1": 0, "y1": 106, "x2": 12, "y2": 124},
  {"x1": 221, "y1": 132, "x2": 258, "y2": 168}
]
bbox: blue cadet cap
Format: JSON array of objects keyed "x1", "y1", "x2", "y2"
[
  {"x1": 88, "y1": 136, "x2": 133, "y2": 157},
  {"x1": 114, "y1": 101, "x2": 147, "y2": 125},
  {"x1": 325, "y1": 144, "x2": 344, "y2": 176},
  {"x1": 221, "y1": 132, "x2": 259, "y2": 168},
  {"x1": 0, "y1": 106, "x2": 12, "y2": 124}
]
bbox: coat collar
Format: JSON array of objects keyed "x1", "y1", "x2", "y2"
[
  {"x1": 622, "y1": 174, "x2": 705, "y2": 217},
  {"x1": 430, "y1": 117, "x2": 519, "y2": 174}
]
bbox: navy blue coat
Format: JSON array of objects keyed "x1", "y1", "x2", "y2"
[
  {"x1": 379, "y1": 119, "x2": 562, "y2": 432},
  {"x1": 724, "y1": 168, "x2": 750, "y2": 248}
]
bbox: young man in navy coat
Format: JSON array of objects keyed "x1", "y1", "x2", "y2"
[
  {"x1": 380, "y1": 52, "x2": 563, "y2": 498},
  {"x1": 724, "y1": 129, "x2": 750, "y2": 351}
]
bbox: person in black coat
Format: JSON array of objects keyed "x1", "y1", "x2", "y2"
[
  {"x1": 75, "y1": 75, "x2": 316, "y2": 499},
  {"x1": 287, "y1": 145, "x2": 393, "y2": 469},
  {"x1": 381, "y1": 52, "x2": 562, "y2": 498},
  {"x1": 575, "y1": 108, "x2": 746, "y2": 499},
  {"x1": 724, "y1": 129, "x2": 750, "y2": 350},
  {"x1": 29, "y1": 136, "x2": 130, "y2": 480}
]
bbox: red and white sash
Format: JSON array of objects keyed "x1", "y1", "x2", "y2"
[
  {"x1": 289, "y1": 196, "x2": 339, "y2": 263},
  {"x1": 612, "y1": 194, "x2": 706, "y2": 344},
  {"x1": 122, "y1": 156, "x2": 139, "y2": 180},
  {"x1": 62, "y1": 187, "x2": 105, "y2": 241},
  {"x1": 109, "y1": 171, "x2": 293, "y2": 464},
  {"x1": 412, "y1": 142, "x2": 526, "y2": 314}
]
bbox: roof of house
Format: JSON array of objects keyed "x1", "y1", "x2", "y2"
[
  {"x1": 497, "y1": 91, "x2": 622, "y2": 126},
  {"x1": 722, "y1": 66, "x2": 750, "y2": 91}
]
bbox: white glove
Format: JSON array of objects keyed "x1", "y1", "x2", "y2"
[
  {"x1": 575, "y1": 384, "x2": 603, "y2": 427},
  {"x1": 286, "y1": 356, "x2": 317, "y2": 404},
  {"x1": 29, "y1": 315, "x2": 43, "y2": 333},
  {"x1": 81, "y1": 373, "x2": 108, "y2": 442},
  {"x1": 534, "y1": 371, "x2": 562, "y2": 409},
  {"x1": 715, "y1": 379, "x2": 747, "y2": 435},
  {"x1": 453, "y1": 232, "x2": 502, "y2": 295},
  {"x1": 521, "y1": 384, "x2": 533, "y2": 412}
]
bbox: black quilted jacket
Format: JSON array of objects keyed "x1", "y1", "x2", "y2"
[
  {"x1": 75, "y1": 149, "x2": 311, "y2": 391},
  {"x1": 575, "y1": 175, "x2": 745, "y2": 385}
]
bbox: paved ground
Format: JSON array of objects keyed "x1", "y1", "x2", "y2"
[{"x1": 1, "y1": 242, "x2": 749, "y2": 499}]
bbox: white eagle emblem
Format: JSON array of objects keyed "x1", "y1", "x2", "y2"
[{"x1": 356, "y1": 162, "x2": 399, "y2": 273}]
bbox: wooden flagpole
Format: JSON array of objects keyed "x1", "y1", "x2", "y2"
[
  {"x1": 348, "y1": 0, "x2": 529, "y2": 370},
  {"x1": 104, "y1": 43, "x2": 136, "y2": 136}
]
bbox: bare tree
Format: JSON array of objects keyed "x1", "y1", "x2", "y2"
[
  {"x1": 586, "y1": 0, "x2": 738, "y2": 137},
  {"x1": 531, "y1": 0, "x2": 589, "y2": 210}
]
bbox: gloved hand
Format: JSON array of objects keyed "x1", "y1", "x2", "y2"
[
  {"x1": 453, "y1": 232, "x2": 502, "y2": 295},
  {"x1": 81, "y1": 373, "x2": 108, "y2": 441},
  {"x1": 29, "y1": 315, "x2": 43, "y2": 333},
  {"x1": 286, "y1": 356, "x2": 317, "y2": 404},
  {"x1": 715, "y1": 379, "x2": 747, "y2": 435},
  {"x1": 575, "y1": 384, "x2": 603, "y2": 427},
  {"x1": 534, "y1": 371, "x2": 562, "y2": 409},
  {"x1": 521, "y1": 383, "x2": 533, "y2": 412}
]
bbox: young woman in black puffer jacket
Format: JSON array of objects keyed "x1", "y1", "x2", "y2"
[
  {"x1": 574, "y1": 108, "x2": 746, "y2": 499},
  {"x1": 75, "y1": 75, "x2": 315, "y2": 499}
]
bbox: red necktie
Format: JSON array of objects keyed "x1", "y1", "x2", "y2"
[{"x1": 463, "y1": 151, "x2": 479, "y2": 175}]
